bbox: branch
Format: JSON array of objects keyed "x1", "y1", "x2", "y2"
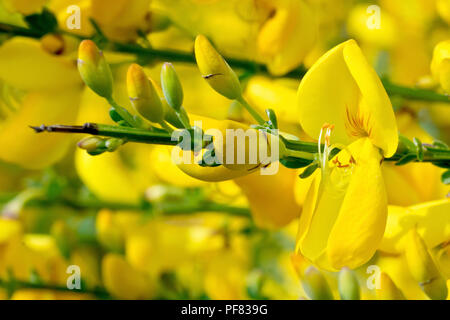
[{"x1": 30, "y1": 123, "x2": 450, "y2": 166}]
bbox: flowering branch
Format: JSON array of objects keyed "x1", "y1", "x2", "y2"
[{"x1": 30, "y1": 123, "x2": 450, "y2": 168}]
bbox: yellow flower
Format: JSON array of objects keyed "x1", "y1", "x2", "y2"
[
  {"x1": 381, "y1": 199, "x2": 450, "y2": 255},
  {"x1": 376, "y1": 272, "x2": 406, "y2": 300},
  {"x1": 431, "y1": 39, "x2": 450, "y2": 94},
  {"x1": 0, "y1": 37, "x2": 82, "y2": 169},
  {"x1": 295, "y1": 40, "x2": 398, "y2": 271},
  {"x1": 404, "y1": 229, "x2": 448, "y2": 300},
  {"x1": 382, "y1": 112, "x2": 448, "y2": 206},
  {"x1": 257, "y1": 0, "x2": 317, "y2": 76},
  {"x1": 234, "y1": 165, "x2": 300, "y2": 229},
  {"x1": 2, "y1": 0, "x2": 47, "y2": 15}
]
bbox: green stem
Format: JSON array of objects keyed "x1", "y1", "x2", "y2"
[
  {"x1": 0, "y1": 279, "x2": 110, "y2": 298},
  {"x1": 107, "y1": 98, "x2": 139, "y2": 128},
  {"x1": 31, "y1": 123, "x2": 450, "y2": 165},
  {"x1": 236, "y1": 96, "x2": 266, "y2": 125},
  {"x1": 382, "y1": 79, "x2": 450, "y2": 103}
]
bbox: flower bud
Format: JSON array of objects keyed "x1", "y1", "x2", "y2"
[
  {"x1": 404, "y1": 228, "x2": 448, "y2": 300},
  {"x1": 377, "y1": 272, "x2": 405, "y2": 300},
  {"x1": 161, "y1": 62, "x2": 183, "y2": 111},
  {"x1": 301, "y1": 266, "x2": 334, "y2": 300},
  {"x1": 338, "y1": 267, "x2": 360, "y2": 300},
  {"x1": 77, "y1": 136, "x2": 105, "y2": 152},
  {"x1": 77, "y1": 40, "x2": 113, "y2": 98},
  {"x1": 127, "y1": 63, "x2": 164, "y2": 124},
  {"x1": 194, "y1": 35, "x2": 242, "y2": 100}
]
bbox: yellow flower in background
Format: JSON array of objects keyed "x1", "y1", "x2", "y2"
[
  {"x1": 2, "y1": 0, "x2": 47, "y2": 15},
  {"x1": 431, "y1": 39, "x2": 450, "y2": 93},
  {"x1": 257, "y1": 0, "x2": 317, "y2": 75},
  {"x1": 234, "y1": 165, "x2": 300, "y2": 229},
  {"x1": 244, "y1": 76, "x2": 299, "y2": 124},
  {"x1": 102, "y1": 253, "x2": 154, "y2": 300},
  {"x1": 382, "y1": 112, "x2": 449, "y2": 206},
  {"x1": 404, "y1": 228, "x2": 448, "y2": 300},
  {"x1": 347, "y1": 4, "x2": 397, "y2": 49},
  {"x1": 437, "y1": 0, "x2": 450, "y2": 25},
  {"x1": 381, "y1": 199, "x2": 450, "y2": 255},
  {"x1": 0, "y1": 37, "x2": 82, "y2": 169},
  {"x1": 295, "y1": 40, "x2": 398, "y2": 271}
]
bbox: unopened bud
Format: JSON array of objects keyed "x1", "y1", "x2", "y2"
[
  {"x1": 77, "y1": 40, "x2": 113, "y2": 98},
  {"x1": 161, "y1": 63, "x2": 183, "y2": 111},
  {"x1": 431, "y1": 40, "x2": 450, "y2": 93},
  {"x1": 194, "y1": 35, "x2": 242, "y2": 100},
  {"x1": 377, "y1": 272, "x2": 406, "y2": 300},
  {"x1": 301, "y1": 266, "x2": 334, "y2": 300},
  {"x1": 105, "y1": 138, "x2": 124, "y2": 152},
  {"x1": 404, "y1": 228, "x2": 448, "y2": 300},
  {"x1": 338, "y1": 267, "x2": 360, "y2": 300},
  {"x1": 127, "y1": 63, "x2": 164, "y2": 124},
  {"x1": 78, "y1": 136, "x2": 105, "y2": 152}
]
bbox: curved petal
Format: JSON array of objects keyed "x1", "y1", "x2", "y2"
[
  {"x1": 297, "y1": 40, "x2": 359, "y2": 145},
  {"x1": 343, "y1": 41, "x2": 398, "y2": 157},
  {"x1": 327, "y1": 138, "x2": 387, "y2": 269}
]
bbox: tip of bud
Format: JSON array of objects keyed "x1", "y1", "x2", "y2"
[
  {"x1": 194, "y1": 34, "x2": 242, "y2": 100},
  {"x1": 161, "y1": 62, "x2": 183, "y2": 111},
  {"x1": 78, "y1": 40, "x2": 100, "y2": 65},
  {"x1": 77, "y1": 40, "x2": 113, "y2": 98},
  {"x1": 302, "y1": 266, "x2": 334, "y2": 300},
  {"x1": 127, "y1": 63, "x2": 164, "y2": 124}
]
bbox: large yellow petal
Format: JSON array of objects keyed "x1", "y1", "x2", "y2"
[
  {"x1": 297, "y1": 40, "x2": 397, "y2": 157},
  {"x1": 327, "y1": 138, "x2": 387, "y2": 269},
  {"x1": 343, "y1": 41, "x2": 397, "y2": 157},
  {"x1": 297, "y1": 40, "x2": 360, "y2": 146},
  {"x1": 0, "y1": 37, "x2": 81, "y2": 91}
]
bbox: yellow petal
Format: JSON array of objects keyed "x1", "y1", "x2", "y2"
[
  {"x1": 327, "y1": 138, "x2": 387, "y2": 269},
  {"x1": 342, "y1": 41, "x2": 397, "y2": 157},
  {"x1": 297, "y1": 40, "x2": 397, "y2": 157},
  {"x1": 258, "y1": 0, "x2": 317, "y2": 76},
  {"x1": 0, "y1": 37, "x2": 81, "y2": 91}
]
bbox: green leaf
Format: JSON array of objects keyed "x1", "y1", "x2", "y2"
[
  {"x1": 299, "y1": 163, "x2": 319, "y2": 179},
  {"x1": 442, "y1": 170, "x2": 450, "y2": 185},
  {"x1": 395, "y1": 153, "x2": 416, "y2": 166},
  {"x1": 265, "y1": 109, "x2": 278, "y2": 129},
  {"x1": 280, "y1": 157, "x2": 313, "y2": 169},
  {"x1": 413, "y1": 137, "x2": 424, "y2": 161},
  {"x1": 24, "y1": 8, "x2": 58, "y2": 34},
  {"x1": 433, "y1": 140, "x2": 449, "y2": 150}
]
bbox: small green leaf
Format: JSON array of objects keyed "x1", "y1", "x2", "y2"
[
  {"x1": 300, "y1": 163, "x2": 319, "y2": 179},
  {"x1": 24, "y1": 8, "x2": 58, "y2": 34},
  {"x1": 442, "y1": 170, "x2": 450, "y2": 185},
  {"x1": 413, "y1": 137, "x2": 424, "y2": 161},
  {"x1": 398, "y1": 135, "x2": 416, "y2": 152},
  {"x1": 265, "y1": 109, "x2": 278, "y2": 129},
  {"x1": 433, "y1": 140, "x2": 449, "y2": 150},
  {"x1": 328, "y1": 147, "x2": 341, "y2": 160},
  {"x1": 395, "y1": 153, "x2": 416, "y2": 166},
  {"x1": 281, "y1": 157, "x2": 313, "y2": 169}
]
